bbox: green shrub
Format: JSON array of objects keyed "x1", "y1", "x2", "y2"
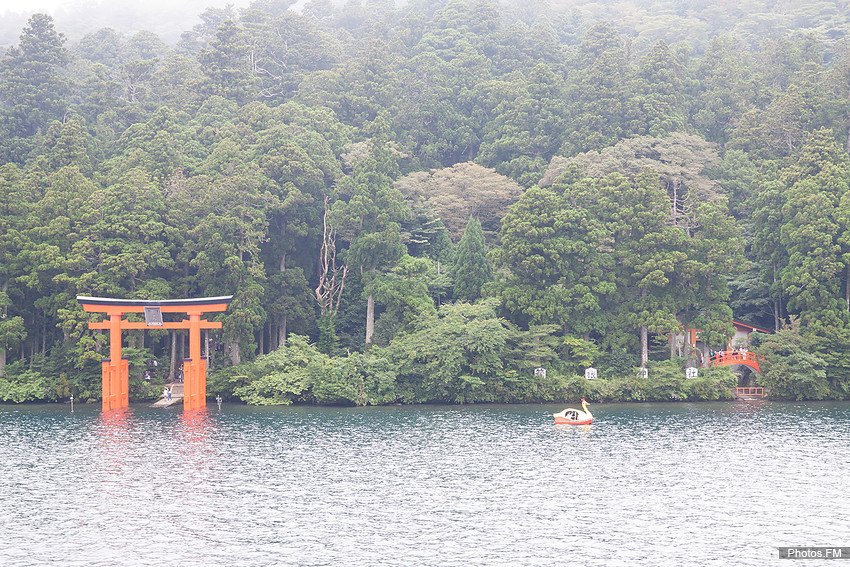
[
  {"x1": 310, "y1": 350, "x2": 398, "y2": 406},
  {"x1": 584, "y1": 361, "x2": 736, "y2": 402},
  {"x1": 0, "y1": 368, "x2": 56, "y2": 402},
  {"x1": 753, "y1": 323, "x2": 830, "y2": 400}
]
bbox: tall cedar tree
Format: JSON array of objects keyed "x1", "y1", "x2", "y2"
[
  {"x1": 453, "y1": 216, "x2": 490, "y2": 302},
  {"x1": 0, "y1": 14, "x2": 69, "y2": 158}
]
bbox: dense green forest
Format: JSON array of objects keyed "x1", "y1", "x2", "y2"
[{"x1": 2, "y1": 0, "x2": 850, "y2": 405}]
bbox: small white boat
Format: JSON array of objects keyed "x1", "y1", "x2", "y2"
[{"x1": 553, "y1": 398, "x2": 593, "y2": 425}]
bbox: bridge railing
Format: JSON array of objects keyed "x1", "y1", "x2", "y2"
[
  {"x1": 708, "y1": 350, "x2": 764, "y2": 371},
  {"x1": 735, "y1": 386, "x2": 764, "y2": 397}
]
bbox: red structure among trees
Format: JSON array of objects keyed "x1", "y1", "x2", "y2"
[
  {"x1": 708, "y1": 350, "x2": 764, "y2": 373},
  {"x1": 77, "y1": 296, "x2": 233, "y2": 411}
]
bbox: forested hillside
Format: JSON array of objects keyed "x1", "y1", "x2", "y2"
[{"x1": 1, "y1": 0, "x2": 850, "y2": 404}]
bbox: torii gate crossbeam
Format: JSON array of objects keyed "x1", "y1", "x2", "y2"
[{"x1": 77, "y1": 296, "x2": 233, "y2": 411}]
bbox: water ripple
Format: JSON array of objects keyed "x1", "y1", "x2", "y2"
[{"x1": 1, "y1": 401, "x2": 849, "y2": 565}]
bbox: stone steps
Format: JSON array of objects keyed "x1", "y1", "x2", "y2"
[{"x1": 151, "y1": 382, "x2": 184, "y2": 407}]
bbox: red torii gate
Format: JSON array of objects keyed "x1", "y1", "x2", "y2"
[{"x1": 77, "y1": 296, "x2": 233, "y2": 411}]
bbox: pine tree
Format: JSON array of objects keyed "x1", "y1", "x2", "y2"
[
  {"x1": 0, "y1": 14, "x2": 69, "y2": 157},
  {"x1": 629, "y1": 40, "x2": 686, "y2": 138},
  {"x1": 779, "y1": 129, "x2": 850, "y2": 333},
  {"x1": 453, "y1": 216, "x2": 491, "y2": 302},
  {"x1": 565, "y1": 21, "x2": 631, "y2": 154}
]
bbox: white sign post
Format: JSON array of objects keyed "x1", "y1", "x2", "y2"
[
  {"x1": 585, "y1": 367, "x2": 597, "y2": 380},
  {"x1": 686, "y1": 367, "x2": 698, "y2": 380}
]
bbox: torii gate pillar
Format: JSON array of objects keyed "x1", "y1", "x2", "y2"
[{"x1": 78, "y1": 296, "x2": 233, "y2": 411}]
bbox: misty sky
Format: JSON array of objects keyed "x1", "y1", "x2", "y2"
[
  {"x1": 0, "y1": 0, "x2": 255, "y2": 16},
  {"x1": 0, "y1": 0, "x2": 271, "y2": 45},
  {"x1": 0, "y1": 0, "x2": 70, "y2": 13}
]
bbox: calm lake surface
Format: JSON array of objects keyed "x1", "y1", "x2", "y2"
[{"x1": 1, "y1": 401, "x2": 848, "y2": 566}]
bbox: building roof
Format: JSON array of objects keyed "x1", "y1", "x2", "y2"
[{"x1": 732, "y1": 320, "x2": 772, "y2": 334}]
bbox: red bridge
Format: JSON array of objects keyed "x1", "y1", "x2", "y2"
[{"x1": 708, "y1": 350, "x2": 763, "y2": 373}]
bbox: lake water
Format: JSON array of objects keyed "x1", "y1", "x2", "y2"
[{"x1": 1, "y1": 401, "x2": 848, "y2": 566}]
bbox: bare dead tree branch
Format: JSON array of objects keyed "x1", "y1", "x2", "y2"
[{"x1": 315, "y1": 196, "x2": 348, "y2": 316}]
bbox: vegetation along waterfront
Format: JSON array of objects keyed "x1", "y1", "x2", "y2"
[{"x1": 2, "y1": 0, "x2": 850, "y2": 406}]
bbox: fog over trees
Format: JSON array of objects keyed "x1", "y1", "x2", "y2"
[{"x1": 1, "y1": 0, "x2": 850, "y2": 404}]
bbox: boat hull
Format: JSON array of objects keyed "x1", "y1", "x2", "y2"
[
  {"x1": 553, "y1": 399, "x2": 593, "y2": 425},
  {"x1": 553, "y1": 416, "x2": 593, "y2": 425}
]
